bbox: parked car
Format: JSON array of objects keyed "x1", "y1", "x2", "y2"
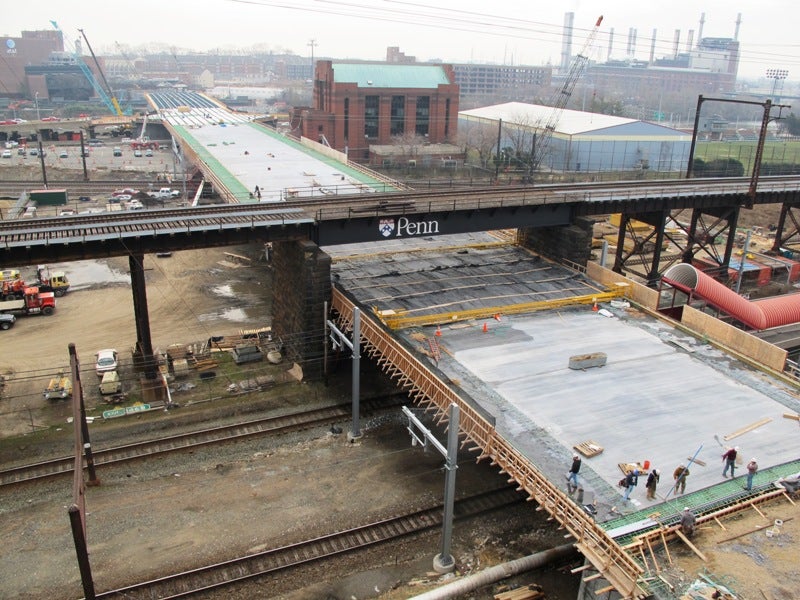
[
  {"x1": 145, "y1": 149, "x2": 153, "y2": 157},
  {"x1": 29, "y1": 148, "x2": 38, "y2": 156},
  {"x1": 17, "y1": 147, "x2": 26, "y2": 155},
  {"x1": 58, "y1": 150, "x2": 68, "y2": 159},
  {"x1": 0, "y1": 314, "x2": 15, "y2": 331},
  {"x1": 59, "y1": 209, "x2": 76, "y2": 216},
  {"x1": 112, "y1": 147, "x2": 122, "y2": 157},
  {"x1": 95, "y1": 349, "x2": 119, "y2": 376},
  {"x1": 133, "y1": 149, "x2": 143, "y2": 158},
  {"x1": 112, "y1": 188, "x2": 138, "y2": 196},
  {"x1": 1, "y1": 150, "x2": 11, "y2": 159},
  {"x1": 41, "y1": 116, "x2": 60, "y2": 122},
  {"x1": 88, "y1": 139, "x2": 104, "y2": 146},
  {"x1": 115, "y1": 194, "x2": 133, "y2": 202},
  {"x1": 127, "y1": 199, "x2": 144, "y2": 210}
]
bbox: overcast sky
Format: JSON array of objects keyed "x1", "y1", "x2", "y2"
[{"x1": 3, "y1": 0, "x2": 798, "y2": 81}]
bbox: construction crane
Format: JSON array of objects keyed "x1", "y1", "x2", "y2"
[
  {"x1": 530, "y1": 15, "x2": 604, "y2": 172},
  {"x1": 78, "y1": 28, "x2": 127, "y2": 116},
  {"x1": 49, "y1": 21, "x2": 129, "y2": 117}
]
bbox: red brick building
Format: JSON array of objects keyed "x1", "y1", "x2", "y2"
[{"x1": 293, "y1": 61, "x2": 460, "y2": 162}]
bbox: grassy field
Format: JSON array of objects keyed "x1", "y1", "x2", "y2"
[{"x1": 694, "y1": 140, "x2": 800, "y2": 172}]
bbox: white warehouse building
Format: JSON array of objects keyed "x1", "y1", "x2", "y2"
[{"x1": 459, "y1": 102, "x2": 692, "y2": 173}]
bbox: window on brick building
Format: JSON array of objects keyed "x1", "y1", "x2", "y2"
[
  {"x1": 390, "y1": 95, "x2": 405, "y2": 136},
  {"x1": 415, "y1": 96, "x2": 429, "y2": 136},
  {"x1": 364, "y1": 95, "x2": 379, "y2": 138}
]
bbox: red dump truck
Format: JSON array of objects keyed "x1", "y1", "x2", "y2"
[{"x1": 0, "y1": 287, "x2": 56, "y2": 316}]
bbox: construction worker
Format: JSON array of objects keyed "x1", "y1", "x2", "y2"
[
  {"x1": 567, "y1": 454, "x2": 581, "y2": 493},
  {"x1": 680, "y1": 507, "x2": 697, "y2": 537},
  {"x1": 673, "y1": 464, "x2": 690, "y2": 494},
  {"x1": 722, "y1": 446, "x2": 739, "y2": 478},
  {"x1": 645, "y1": 468, "x2": 660, "y2": 500}
]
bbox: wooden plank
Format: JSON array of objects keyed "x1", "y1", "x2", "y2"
[
  {"x1": 687, "y1": 457, "x2": 707, "y2": 467},
  {"x1": 723, "y1": 417, "x2": 773, "y2": 441},
  {"x1": 713, "y1": 517, "x2": 727, "y2": 531},
  {"x1": 571, "y1": 564, "x2": 594, "y2": 574},
  {"x1": 223, "y1": 252, "x2": 251, "y2": 262},
  {"x1": 674, "y1": 529, "x2": 707, "y2": 561},
  {"x1": 657, "y1": 574, "x2": 675, "y2": 591},
  {"x1": 645, "y1": 537, "x2": 661, "y2": 573},
  {"x1": 716, "y1": 517, "x2": 795, "y2": 544},
  {"x1": 595, "y1": 585, "x2": 615, "y2": 595},
  {"x1": 783, "y1": 413, "x2": 800, "y2": 421},
  {"x1": 750, "y1": 502, "x2": 766, "y2": 518},
  {"x1": 660, "y1": 529, "x2": 673, "y2": 565}
]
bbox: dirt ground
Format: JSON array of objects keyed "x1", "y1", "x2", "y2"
[{"x1": 2, "y1": 163, "x2": 798, "y2": 599}]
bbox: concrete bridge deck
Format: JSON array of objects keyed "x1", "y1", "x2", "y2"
[{"x1": 328, "y1": 234, "x2": 800, "y2": 598}]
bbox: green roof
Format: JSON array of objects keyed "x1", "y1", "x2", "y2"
[{"x1": 332, "y1": 63, "x2": 450, "y2": 89}]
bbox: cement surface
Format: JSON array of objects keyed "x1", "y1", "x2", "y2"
[{"x1": 331, "y1": 236, "x2": 800, "y2": 523}]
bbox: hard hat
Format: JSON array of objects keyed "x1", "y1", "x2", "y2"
[{"x1": 683, "y1": 507, "x2": 690, "y2": 511}]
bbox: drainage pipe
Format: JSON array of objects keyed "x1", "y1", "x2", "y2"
[{"x1": 408, "y1": 543, "x2": 578, "y2": 600}]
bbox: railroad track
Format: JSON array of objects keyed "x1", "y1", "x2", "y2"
[
  {"x1": 0, "y1": 397, "x2": 404, "y2": 488},
  {"x1": 94, "y1": 486, "x2": 525, "y2": 599}
]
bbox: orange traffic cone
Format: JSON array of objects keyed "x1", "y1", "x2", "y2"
[
  {"x1": 592, "y1": 298, "x2": 599, "y2": 311},
  {"x1": 494, "y1": 313, "x2": 501, "y2": 321},
  {"x1": 482, "y1": 322, "x2": 488, "y2": 333},
  {"x1": 435, "y1": 325, "x2": 442, "y2": 337}
]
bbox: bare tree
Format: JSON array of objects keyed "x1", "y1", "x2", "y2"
[{"x1": 459, "y1": 120, "x2": 498, "y2": 168}]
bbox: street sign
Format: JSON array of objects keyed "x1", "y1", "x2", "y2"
[
  {"x1": 102, "y1": 404, "x2": 151, "y2": 419},
  {"x1": 102, "y1": 408, "x2": 125, "y2": 419}
]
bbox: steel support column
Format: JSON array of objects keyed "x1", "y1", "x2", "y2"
[
  {"x1": 770, "y1": 201, "x2": 800, "y2": 253},
  {"x1": 129, "y1": 254, "x2": 157, "y2": 379},
  {"x1": 612, "y1": 210, "x2": 670, "y2": 285}
]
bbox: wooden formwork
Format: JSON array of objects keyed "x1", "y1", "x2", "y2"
[{"x1": 331, "y1": 287, "x2": 647, "y2": 599}]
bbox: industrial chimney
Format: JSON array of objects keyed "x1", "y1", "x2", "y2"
[
  {"x1": 698, "y1": 12, "x2": 705, "y2": 42},
  {"x1": 607, "y1": 27, "x2": 614, "y2": 60},
  {"x1": 734, "y1": 12, "x2": 742, "y2": 40},
  {"x1": 686, "y1": 30, "x2": 694, "y2": 52},
  {"x1": 673, "y1": 29, "x2": 681, "y2": 58},
  {"x1": 649, "y1": 29, "x2": 657, "y2": 63},
  {"x1": 561, "y1": 12, "x2": 574, "y2": 74}
]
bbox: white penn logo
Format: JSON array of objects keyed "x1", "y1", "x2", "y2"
[{"x1": 379, "y1": 219, "x2": 395, "y2": 237}]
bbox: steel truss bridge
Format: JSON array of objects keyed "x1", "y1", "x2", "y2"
[{"x1": 3, "y1": 176, "x2": 800, "y2": 281}]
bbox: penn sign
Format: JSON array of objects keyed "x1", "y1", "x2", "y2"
[{"x1": 379, "y1": 217, "x2": 440, "y2": 238}]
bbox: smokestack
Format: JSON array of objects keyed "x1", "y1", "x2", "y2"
[
  {"x1": 607, "y1": 27, "x2": 614, "y2": 60},
  {"x1": 561, "y1": 12, "x2": 574, "y2": 74},
  {"x1": 649, "y1": 29, "x2": 657, "y2": 63},
  {"x1": 626, "y1": 28, "x2": 633, "y2": 56},
  {"x1": 673, "y1": 29, "x2": 680, "y2": 58},
  {"x1": 686, "y1": 30, "x2": 694, "y2": 52},
  {"x1": 632, "y1": 28, "x2": 637, "y2": 56},
  {"x1": 698, "y1": 12, "x2": 705, "y2": 42},
  {"x1": 734, "y1": 12, "x2": 742, "y2": 40}
]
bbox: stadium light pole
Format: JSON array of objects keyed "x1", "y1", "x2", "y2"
[{"x1": 766, "y1": 68, "x2": 788, "y2": 101}]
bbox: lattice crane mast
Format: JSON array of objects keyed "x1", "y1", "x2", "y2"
[
  {"x1": 531, "y1": 15, "x2": 603, "y2": 171},
  {"x1": 49, "y1": 21, "x2": 127, "y2": 117}
]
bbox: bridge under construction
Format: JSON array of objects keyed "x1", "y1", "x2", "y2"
[
  {"x1": 4, "y1": 92, "x2": 799, "y2": 599},
  {"x1": 325, "y1": 234, "x2": 800, "y2": 598}
]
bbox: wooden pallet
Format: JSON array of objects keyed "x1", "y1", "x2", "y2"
[
  {"x1": 618, "y1": 462, "x2": 650, "y2": 476},
  {"x1": 573, "y1": 440, "x2": 604, "y2": 458}
]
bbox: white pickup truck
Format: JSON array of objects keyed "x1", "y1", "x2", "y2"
[{"x1": 154, "y1": 187, "x2": 180, "y2": 200}]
